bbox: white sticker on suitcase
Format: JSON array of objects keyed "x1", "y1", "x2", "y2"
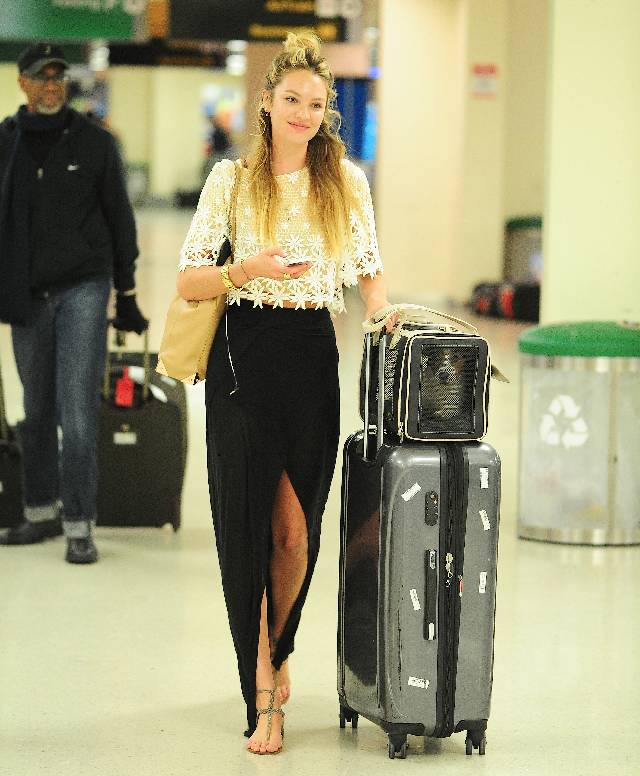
[
  {"x1": 479, "y1": 509, "x2": 491, "y2": 531},
  {"x1": 401, "y1": 483, "x2": 422, "y2": 502},
  {"x1": 480, "y1": 467, "x2": 489, "y2": 489},
  {"x1": 408, "y1": 676, "x2": 429, "y2": 690},
  {"x1": 479, "y1": 572, "x2": 488, "y2": 594},
  {"x1": 113, "y1": 431, "x2": 138, "y2": 446},
  {"x1": 409, "y1": 589, "x2": 421, "y2": 611}
]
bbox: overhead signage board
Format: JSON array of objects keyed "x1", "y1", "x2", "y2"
[
  {"x1": 0, "y1": 0, "x2": 147, "y2": 41},
  {"x1": 170, "y1": 0, "x2": 345, "y2": 43},
  {"x1": 109, "y1": 39, "x2": 227, "y2": 68}
]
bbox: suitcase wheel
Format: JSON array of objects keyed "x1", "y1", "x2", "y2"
[
  {"x1": 465, "y1": 733, "x2": 487, "y2": 756},
  {"x1": 388, "y1": 735, "x2": 408, "y2": 759},
  {"x1": 339, "y1": 705, "x2": 358, "y2": 729}
]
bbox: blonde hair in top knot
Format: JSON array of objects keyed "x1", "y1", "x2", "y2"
[
  {"x1": 248, "y1": 31, "x2": 355, "y2": 258},
  {"x1": 282, "y1": 30, "x2": 322, "y2": 60}
]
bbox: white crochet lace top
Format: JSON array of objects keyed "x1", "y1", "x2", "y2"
[{"x1": 178, "y1": 158, "x2": 383, "y2": 314}]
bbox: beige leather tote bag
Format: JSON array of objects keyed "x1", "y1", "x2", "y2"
[{"x1": 156, "y1": 161, "x2": 241, "y2": 385}]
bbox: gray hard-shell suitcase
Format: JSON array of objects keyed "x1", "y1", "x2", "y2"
[{"x1": 337, "y1": 332, "x2": 501, "y2": 759}]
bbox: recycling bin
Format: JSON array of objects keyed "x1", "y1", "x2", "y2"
[{"x1": 518, "y1": 321, "x2": 640, "y2": 545}]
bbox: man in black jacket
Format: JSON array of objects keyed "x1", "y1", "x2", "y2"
[{"x1": 0, "y1": 43, "x2": 147, "y2": 564}]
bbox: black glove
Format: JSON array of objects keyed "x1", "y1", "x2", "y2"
[{"x1": 114, "y1": 293, "x2": 148, "y2": 334}]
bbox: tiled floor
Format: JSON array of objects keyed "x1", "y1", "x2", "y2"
[{"x1": 1, "y1": 207, "x2": 638, "y2": 775}]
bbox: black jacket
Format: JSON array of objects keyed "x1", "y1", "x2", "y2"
[{"x1": 0, "y1": 108, "x2": 138, "y2": 304}]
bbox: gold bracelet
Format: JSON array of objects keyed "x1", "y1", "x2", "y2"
[
  {"x1": 220, "y1": 264, "x2": 237, "y2": 292},
  {"x1": 239, "y1": 259, "x2": 253, "y2": 283}
]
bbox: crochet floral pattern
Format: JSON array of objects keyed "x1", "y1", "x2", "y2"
[{"x1": 178, "y1": 159, "x2": 383, "y2": 314}]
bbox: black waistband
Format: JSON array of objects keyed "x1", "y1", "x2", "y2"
[{"x1": 228, "y1": 299, "x2": 333, "y2": 333}]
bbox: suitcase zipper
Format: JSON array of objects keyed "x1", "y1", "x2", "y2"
[{"x1": 435, "y1": 445, "x2": 467, "y2": 738}]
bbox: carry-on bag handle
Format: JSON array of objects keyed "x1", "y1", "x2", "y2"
[
  {"x1": 362, "y1": 303, "x2": 479, "y2": 336},
  {"x1": 102, "y1": 325, "x2": 151, "y2": 403},
  {"x1": 363, "y1": 303, "x2": 509, "y2": 383}
]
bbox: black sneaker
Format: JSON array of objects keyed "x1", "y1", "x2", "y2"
[
  {"x1": 0, "y1": 517, "x2": 63, "y2": 545},
  {"x1": 65, "y1": 536, "x2": 98, "y2": 564}
]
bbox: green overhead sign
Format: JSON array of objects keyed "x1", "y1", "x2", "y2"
[{"x1": 0, "y1": 0, "x2": 147, "y2": 41}]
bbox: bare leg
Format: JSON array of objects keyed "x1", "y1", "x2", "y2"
[
  {"x1": 246, "y1": 592, "x2": 283, "y2": 754},
  {"x1": 276, "y1": 659, "x2": 291, "y2": 704},
  {"x1": 246, "y1": 471, "x2": 307, "y2": 754},
  {"x1": 270, "y1": 471, "x2": 308, "y2": 702}
]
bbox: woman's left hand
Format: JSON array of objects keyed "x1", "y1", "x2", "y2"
[
  {"x1": 365, "y1": 303, "x2": 398, "y2": 333},
  {"x1": 358, "y1": 273, "x2": 396, "y2": 332}
]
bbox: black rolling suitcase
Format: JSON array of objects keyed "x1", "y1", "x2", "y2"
[
  {"x1": 471, "y1": 281, "x2": 540, "y2": 322},
  {"x1": 96, "y1": 329, "x2": 186, "y2": 531},
  {"x1": 496, "y1": 281, "x2": 540, "y2": 322},
  {"x1": 0, "y1": 351, "x2": 23, "y2": 529},
  {"x1": 338, "y1": 329, "x2": 501, "y2": 759}
]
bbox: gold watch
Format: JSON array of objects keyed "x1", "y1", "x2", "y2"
[{"x1": 220, "y1": 264, "x2": 236, "y2": 292}]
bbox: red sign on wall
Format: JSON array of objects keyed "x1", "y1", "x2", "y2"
[{"x1": 471, "y1": 64, "x2": 498, "y2": 98}]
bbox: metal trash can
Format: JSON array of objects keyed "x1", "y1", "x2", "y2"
[
  {"x1": 504, "y1": 216, "x2": 542, "y2": 283},
  {"x1": 518, "y1": 321, "x2": 640, "y2": 545}
]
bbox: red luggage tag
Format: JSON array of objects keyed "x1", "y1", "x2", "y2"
[{"x1": 114, "y1": 366, "x2": 135, "y2": 407}]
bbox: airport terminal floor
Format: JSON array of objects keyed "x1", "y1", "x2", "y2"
[{"x1": 0, "y1": 207, "x2": 638, "y2": 776}]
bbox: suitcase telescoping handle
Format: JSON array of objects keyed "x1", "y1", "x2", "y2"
[
  {"x1": 362, "y1": 329, "x2": 387, "y2": 461},
  {"x1": 363, "y1": 333, "x2": 372, "y2": 460},
  {"x1": 102, "y1": 324, "x2": 151, "y2": 403},
  {"x1": 0, "y1": 350, "x2": 9, "y2": 442}
]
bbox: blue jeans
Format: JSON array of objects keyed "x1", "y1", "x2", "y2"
[{"x1": 11, "y1": 279, "x2": 111, "y2": 539}]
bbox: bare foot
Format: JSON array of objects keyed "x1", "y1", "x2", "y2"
[
  {"x1": 276, "y1": 659, "x2": 291, "y2": 705},
  {"x1": 246, "y1": 688, "x2": 284, "y2": 755}
]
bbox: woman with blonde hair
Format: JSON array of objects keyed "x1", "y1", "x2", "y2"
[{"x1": 177, "y1": 31, "x2": 391, "y2": 754}]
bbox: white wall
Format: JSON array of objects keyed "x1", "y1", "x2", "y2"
[
  {"x1": 452, "y1": 0, "x2": 508, "y2": 298},
  {"x1": 108, "y1": 66, "x2": 153, "y2": 166},
  {"x1": 377, "y1": 0, "x2": 509, "y2": 304},
  {"x1": 108, "y1": 66, "x2": 244, "y2": 197},
  {"x1": 542, "y1": 0, "x2": 640, "y2": 322},
  {"x1": 503, "y1": 0, "x2": 548, "y2": 220},
  {"x1": 377, "y1": 0, "x2": 464, "y2": 303},
  {"x1": 0, "y1": 64, "x2": 24, "y2": 119}
]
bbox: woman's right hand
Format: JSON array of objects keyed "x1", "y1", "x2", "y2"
[{"x1": 243, "y1": 246, "x2": 313, "y2": 281}]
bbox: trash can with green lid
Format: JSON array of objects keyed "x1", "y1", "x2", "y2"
[
  {"x1": 518, "y1": 321, "x2": 640, "y2": 545},
  {"x1": 504, "y1": 216, "x2": 543, "y2": 283}
]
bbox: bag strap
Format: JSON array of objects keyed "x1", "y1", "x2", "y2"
[
  {"x1": 229, "y1": 159, "x2": 242, "y2": 253},
  {"x1": 363, "y1": 303, "x2": 479, "y2": 335}
]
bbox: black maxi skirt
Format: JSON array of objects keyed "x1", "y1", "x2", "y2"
[{"x1": 205, "y1": 300, "x2": 340, "y2": 733}]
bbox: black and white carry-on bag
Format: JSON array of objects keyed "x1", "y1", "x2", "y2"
[
  {"x1": 360, "y1": 304, "x2": 507, "y2": 443},
  {"x1": 338, "y1": 309, "x2": 502, "y2": 760}
]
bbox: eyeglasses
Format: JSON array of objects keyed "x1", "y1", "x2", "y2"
[{"x1": 29, "y1": 73, "x2": 68, "y2": 85}]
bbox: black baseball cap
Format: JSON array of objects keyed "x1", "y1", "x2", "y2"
[{"x1": 18, "y1": 43, "x2": 69, "y2": 76}]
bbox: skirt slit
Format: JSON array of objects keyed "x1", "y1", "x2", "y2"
[{"x1": 205, "y1": 301, "x2": 340, "y2": 734}]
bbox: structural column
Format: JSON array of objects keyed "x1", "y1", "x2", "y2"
[
  {"x1": 541, "y1": 0, "x2": 640, "y2": 323},
  {"x1": 376, "y1": 0, "x2": 507, "y2": 304}
]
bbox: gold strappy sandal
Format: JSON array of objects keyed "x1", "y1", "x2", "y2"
[{"x1": 249, "y1": 688, "x2": 285, "y2": 755}]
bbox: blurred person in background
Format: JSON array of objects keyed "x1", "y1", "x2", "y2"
[
  {"x1": 202, "y1": 111, "x2": 235, "y2": 180},
  {"x1": 0, "y1": 43, "x2": 148, "y2": 564}
]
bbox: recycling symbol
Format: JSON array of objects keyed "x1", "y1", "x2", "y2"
[{"x1": 539, "y1": 394, "x2": 589, "y2": 449}]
